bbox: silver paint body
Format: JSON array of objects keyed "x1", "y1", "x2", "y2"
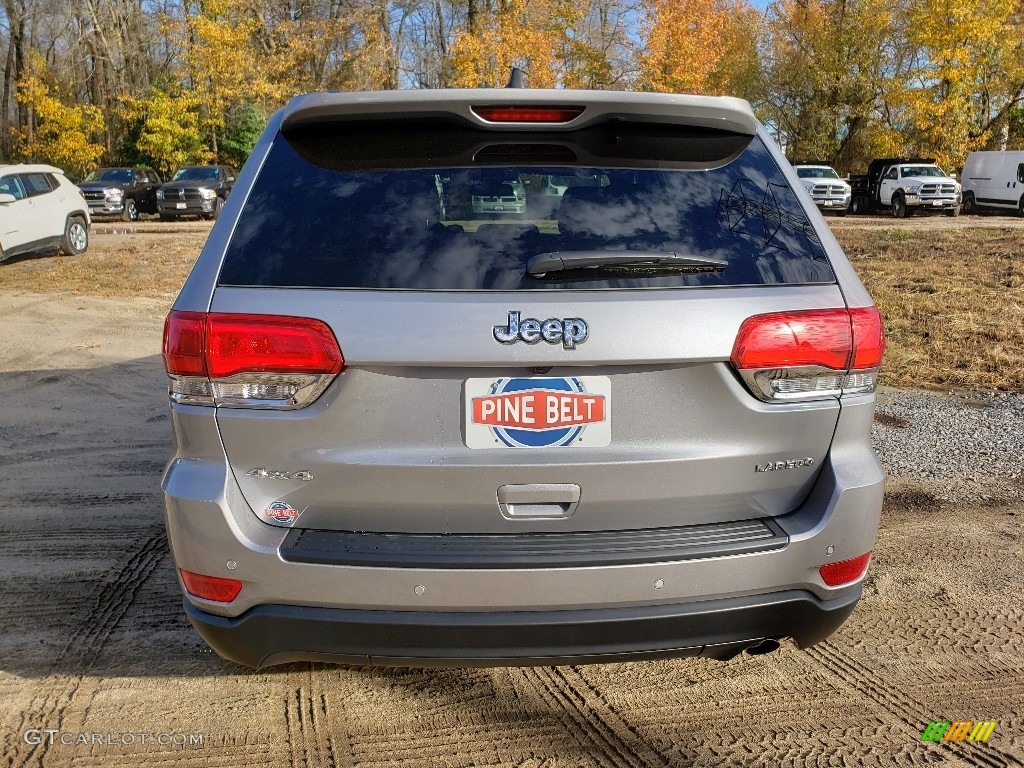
[{"x1": 163, "y1": 90, "x2": 883, "y2": 629}]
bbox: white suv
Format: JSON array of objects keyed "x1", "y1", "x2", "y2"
[{"x1": 0, "y1": 164, "x2": 91, "y2": 263}]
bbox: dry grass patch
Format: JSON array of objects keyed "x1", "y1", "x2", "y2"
[
  {"x1": 835, "y1": 226, "x2": 1024, "y2": 392},
  {"x1": 0, "y1": 226, "x2": 208, "y2": 301}
]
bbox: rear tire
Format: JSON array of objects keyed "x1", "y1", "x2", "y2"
[
  {"x1": 122, "y1": 198, "x2": 138, "y2": 222},
  {"x1": 891, "y1": 193, "x2": 908, "y2": 218},
  {"x1": 61, "y1": 217, "x2": 89, "y2": 255},
  {"x1": 850, "y1": 195, "x2": 867, "y2": 214},
  {"x1": 962, "y1": 192, "x2": 976, "y2": 214}
]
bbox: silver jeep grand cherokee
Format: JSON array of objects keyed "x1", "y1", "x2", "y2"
[{"x1": 162, "y1": 89, "x2": 885, "y2": 668}]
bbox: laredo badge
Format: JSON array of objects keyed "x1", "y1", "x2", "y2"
[{"x1": 264, "y1": 501, "x2": 300, "y2": 524}]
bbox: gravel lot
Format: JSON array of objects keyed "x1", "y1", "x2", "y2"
[
  {"x1": 0, "y1": 222, "x2": 1021, "y2": 767},
  {"x1": 875, "y1": 388, "x2": 1024, "y2": 496}
]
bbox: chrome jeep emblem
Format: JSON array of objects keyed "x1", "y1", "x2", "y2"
[{"x1": 493, "y1": 311, "x2": 588, "y2": 349}]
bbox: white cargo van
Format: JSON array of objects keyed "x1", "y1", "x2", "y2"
[{"x1": 961, "y1": 151, "x2": 1024, "y2": 214}]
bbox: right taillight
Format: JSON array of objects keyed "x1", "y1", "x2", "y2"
[
  {"x1": 731, "y1": 306, "x2": 884, "y2": 402},
  {"x1": 162, "y1": 311, "x2": 343, "y2": 409}
]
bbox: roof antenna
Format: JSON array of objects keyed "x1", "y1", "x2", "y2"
[{"x1": 505, "y1": 67, "x2": 526, "y2": 88}]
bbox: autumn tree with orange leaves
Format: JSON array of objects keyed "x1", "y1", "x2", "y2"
[
  {"x1": 638, "y1": 0, "x2": 748, "y2": 95},
  {"x1": 6, "y1": 0, "x2": 1024, "y2": 176},
  {"x1": 447, "y1": 0, "x2": 583, "y2": 88}
]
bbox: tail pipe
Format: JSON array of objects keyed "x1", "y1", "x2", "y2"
[{"x1": 745, "y1": 638, "x2": 782, "y2": 656}]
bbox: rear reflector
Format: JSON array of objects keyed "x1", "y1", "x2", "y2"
[
  {"x1": 849, "y1": 307, "x2": 886, "y2": 369},
  {"x1": 163, "y1": 311, "x2": 207, "y2": 376},
  {"x1": 162, "y1": 311, "x2": 343, "y2": 409},
  {"x1": 180, "y1": 569, "x2": 242, "y2": 602},
  {"x1": 731, "y1": 307, "x2": 884, "y2": 402},
  {"x1": 819, "y1": 552, "x2": 871, "y2": 586},
  {"x1": 471, "y1": 105, "x2": 585, "y2": 123}
]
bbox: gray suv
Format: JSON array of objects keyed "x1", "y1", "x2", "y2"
[{"x1": 162, "y1": 90, "x2": 885, "y2": 668}]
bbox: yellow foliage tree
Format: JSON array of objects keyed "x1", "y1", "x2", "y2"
[
  {"x1": 181, "y1": 0, "x2": 288, "y2": 156},
  {"x1": 765, "y1": 0, "x2": 896, "y2": 168},
  {"x1": 14, "y1": 55, "x2": 105, "y2": 177},
  {"x1": 637, "y1": 0, "x2": 741, "y2": 94},
  {"x1": 448, "y1": 0, "x2": 584, "y2": 88},
  {"x1": 250, "y1": 6, "x2": 392, "y2": 93},
  {"x1": 121, "y1": 88, "x2": 206, "y2": 175},
  {"x1": 897, "y1": 0, "x2": 1024, "y2": 169}
]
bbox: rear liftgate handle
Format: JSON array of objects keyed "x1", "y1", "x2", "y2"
[{"x1": 497, "y1": 484, "x2": 581, "y2": 519}]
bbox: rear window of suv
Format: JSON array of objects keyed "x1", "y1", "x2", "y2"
[{"x1": 218, "y1": 119, "x2": 835, "y2": 290}]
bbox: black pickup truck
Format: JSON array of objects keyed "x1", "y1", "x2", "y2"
[
  {"x1": 77, "y1": 167, "x2": 163, "y2": 221},
  {"x1": 157, "y1": 165, "x2": 237, "y2": 221}
]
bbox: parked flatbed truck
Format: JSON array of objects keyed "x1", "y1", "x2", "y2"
[{"x1": 849, "y1": 158, "x2": 961, "y2": 217}]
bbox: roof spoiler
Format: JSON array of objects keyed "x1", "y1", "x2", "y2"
[{"x1": 279, "y1": 90, "x2": 759, "y2": 136}]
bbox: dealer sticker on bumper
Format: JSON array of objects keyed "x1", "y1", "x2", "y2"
[{"x1": 464, "y1": 376, "x2": 611, "y2": 449}]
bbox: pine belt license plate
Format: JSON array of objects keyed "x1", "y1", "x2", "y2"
[{"x1": 464, "y1": 376, "x2": 611, "y2": 449}]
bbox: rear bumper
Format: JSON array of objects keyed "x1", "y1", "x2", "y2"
[{"x1": 185, "y1": 587, "x2": 861, "y2": 668}]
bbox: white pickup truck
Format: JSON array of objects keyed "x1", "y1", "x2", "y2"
[
  {"x1": 793, "y1": 162, "x2": 851, "y2": 215},
  {"x1": 850, "y1": 158, "x2": 961, "y2": 217}
]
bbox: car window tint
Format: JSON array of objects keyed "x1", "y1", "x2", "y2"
[
  {"x1": 22, "y1": 173, "x2": 54, "y2": 196},
  {"x1": 0, "y1": 175, "x2": 28, "y2": 199},
  {"x1": 219, "y1": 121, "x2": 835, "y2": 291}
]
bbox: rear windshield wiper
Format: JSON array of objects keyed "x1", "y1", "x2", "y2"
[{"x1": 526, "y1": 250, "x2": 728, "y2": 277}]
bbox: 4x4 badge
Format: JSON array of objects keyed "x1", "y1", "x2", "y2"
[
  {"x1": 493, "y1": 311, "x2": 588, "y2": 349},
  {"x1": 246, "y1": 468, "x2": 313, "y2": 481}
]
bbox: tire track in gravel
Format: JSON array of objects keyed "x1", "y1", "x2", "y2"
[
  {"x1": 518, "y1": 666, "x2": 670, "y2": 768},
  {"x1": 285, "y1": 671, "x2": 353, "y2": 768},
  {"x1": 6, "y1": 529, "x2": 168, "y2": 768},
  {"x1": 807, "y1": 642, "x2": 1016, "y2": 768},
  {"x1": 0, "y1": 443, "x2": 168, "y2": 469}
]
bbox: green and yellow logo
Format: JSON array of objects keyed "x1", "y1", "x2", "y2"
[{"x1": 920, "y1": 720, "x2": 997, "y2": 743}]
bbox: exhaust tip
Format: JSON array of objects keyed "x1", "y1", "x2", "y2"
[{"x1": 745, "y1": 638, "x2": 781, "y2": 656}]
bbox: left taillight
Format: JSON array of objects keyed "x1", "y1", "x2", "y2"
[
  {"x1": 162, "y1": 311, "x2": 343, "y2": 409},
  {"x1": 730, "y1": 306, "x2": 885, "y2": 402}
]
